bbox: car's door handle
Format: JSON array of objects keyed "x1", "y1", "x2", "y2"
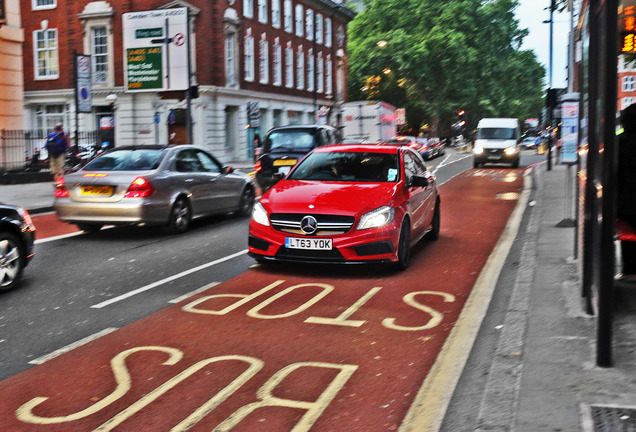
[{"x1": 185, "y1": 178, "x2": 194, "y2": 183}]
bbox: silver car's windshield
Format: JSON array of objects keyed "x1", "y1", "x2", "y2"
[
  {"x1": 84, "y1": 149, "x2": 164, "y2": 171},
  {"x1": 289, "y1": 151, "x2": 399, "y2": 182}
]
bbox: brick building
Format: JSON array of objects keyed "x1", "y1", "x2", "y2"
[
  {"x1": 20, "y1": 0, "x2": 354, "y2": 163},
  {"x1": 618, "y1": 56, "x2": 636, "y2": 113}
]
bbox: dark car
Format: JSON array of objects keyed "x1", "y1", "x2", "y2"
[
  {"x1": 249, "y1": 144, "x2": 441, "y2": 270},
  {"x1": 255, "y1": 125, "x2": 340, "y2": 191},
  {"x1": 0, "y1": 204, "x2": 36, "y2": 291}
]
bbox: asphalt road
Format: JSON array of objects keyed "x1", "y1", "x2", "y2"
[{"x1": 0, "y1": 148, "x2": 544, "y2": 431}]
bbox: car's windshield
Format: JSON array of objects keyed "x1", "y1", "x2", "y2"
[
  {"x1": 289, "y1": 151, "x2": 399, "y2": 182},
  {"x1": 477, "y1": 128, "x2": 517, "y2": 140},
  {"x1": 267, "y1": 130, "x2": 316, "y2": 152},
  {"x1": 83, "y1": 149, "x2": 164, "y2": 171}
]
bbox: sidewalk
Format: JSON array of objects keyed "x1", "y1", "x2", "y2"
[{"x1": 442, "y1": 162, "x2": 636, "y2": 431}]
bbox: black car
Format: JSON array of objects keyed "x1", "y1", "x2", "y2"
[
  {"x1": 0, "y1": 204, "x2": 35, "y2": 291},
  {"x1": 255, "y1": 125, "x2": 340, "y2": 191}
]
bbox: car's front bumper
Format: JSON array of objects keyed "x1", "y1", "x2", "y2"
[{"x1": 248, "y1": 220, "x2": 401, "y2": 264}]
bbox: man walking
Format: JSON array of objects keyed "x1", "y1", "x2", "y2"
[{"x1": 46, "y1": 123, "x2": 70, "y2": 181}]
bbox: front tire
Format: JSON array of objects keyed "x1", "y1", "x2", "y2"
[
  {"x1": 237, "y1": 186, "x2": 256, "y2": 217},
  {"x1": 0, "y1": 232, "x2": 25, "y2": 292},
  {"x1": 165, "y1": 198, "x2": 191, "y2": 234},
  {"x1": 394, "y1": 219, "x2": 411, "y2": 271}
]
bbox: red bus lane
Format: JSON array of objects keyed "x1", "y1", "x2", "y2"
[
  {"x1": 32, "y1": 212, "x2": 79, "y2": 239},
  {"x1": 0, "y1": 169, "x2": 526, "y2": 432}
]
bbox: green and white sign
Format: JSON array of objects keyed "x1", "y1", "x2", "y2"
[{"x1": 122, "y1": 8, "x2": 189, "y2": 92}]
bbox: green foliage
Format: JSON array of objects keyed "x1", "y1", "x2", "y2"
[{"x1": 347, "y1": 0, "x2": 546, "y2": 134}]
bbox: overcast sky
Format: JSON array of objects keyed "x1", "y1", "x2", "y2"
[{"x1": 515, "y1": 0, "x2": 573, "y2": 89}]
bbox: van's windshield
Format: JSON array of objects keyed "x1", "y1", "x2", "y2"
[
  {"x1": 477, "y1": 128, "x2": 517, "y2": 140},
  {"x1": 266, "y1": 130, "x2": 317, "y2": 152}
]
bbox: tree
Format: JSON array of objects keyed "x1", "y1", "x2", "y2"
[{"x1": 347, "y1": 0, "x2": 546, "y2": 135}]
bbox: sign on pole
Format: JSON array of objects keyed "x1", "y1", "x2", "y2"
[
  {"x1": 561, "y1": 99, "x2": 579, "y2": 164},
  {"x1": 76, "y1": 54, "x2": 92, "y2": 113},
  {"x1": 122, "y1": 8, "x2": 189, "y2": 92},
  {"x1": 248, "y1": 102, "x2": 260, "y2": 128},
  {"x1": 395, "y1": 108, "x2": 406, "y2": 125}
]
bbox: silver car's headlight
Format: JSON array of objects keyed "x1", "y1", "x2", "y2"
[
  {"x1": 473, "y1": 146, "x2": 484, "y2": 155},
  {"x1": 504, "y1": 146, "x2": 519, "y2": 155},
  {"x1": 252, "y1": 201, "x2": 270, "y2": 226},
  {"x1": 357, "y1": 206, "x2": 395, "y2": 230}
]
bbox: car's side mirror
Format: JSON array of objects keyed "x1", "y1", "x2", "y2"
[
  {"x1": 223, "y1": 166, "x2": 234, "y2": 174},
  {"x1": 273, "y1": 172, "x2": 285, "y2": 181},
  {"x1": 409, "y1": 175, "x2": 429, "y2": 188}
]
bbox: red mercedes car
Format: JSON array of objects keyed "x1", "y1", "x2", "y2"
[{"x1": 248, "y1": 144, "x2": 441, "y2": 269}]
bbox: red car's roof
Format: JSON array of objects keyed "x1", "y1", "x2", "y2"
[{"x1": 314, "y1": 144, "x2": 402, "y2": 154}]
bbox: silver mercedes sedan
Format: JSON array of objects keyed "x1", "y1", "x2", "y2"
[{"x1": 54, "y1": 145, "x2": 256, "y2": 234}]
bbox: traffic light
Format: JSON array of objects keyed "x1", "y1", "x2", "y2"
[{"x1": 457, "y1": 110, "x2": 466, "y2": 127}]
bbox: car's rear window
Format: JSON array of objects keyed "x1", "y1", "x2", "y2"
[
  {"x1": 289, "y1": 151, "x2": 399, "y2": 182},
  {"x1": 266, "y1": 130, "x2": 317, "y2": 152},
  {"x1": 83, "y1": 149, "x2": 164, "y2": 171}
]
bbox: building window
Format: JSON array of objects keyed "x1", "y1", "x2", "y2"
[
  {"x1": 91, "y1": 27, "x2": 108, "y2": 84},
  {"x1": 244, "y1": 0, "x2": 254, "y2": 18},
  {"x1": 623, "y1": 75, "x2": 635, "y2": 92},
  {"x1": 259, "y1": 35, "x2": 269, "y2": 84},
  {"x1": 307, "y1": 49, "x2": 315, "y2": 91},
  {"x1": 623, "y1": 97, "x2": 634, "y2": 110},
  {"x1": 272, "y1": 0, "x2": 281, "y2": 28},
  {"x1": 273, "y1": 38, "x2": 282, "y2": 86},
  {"x1": 285, "y1": 43, "x2": 294, "y2": 88},
  {"x1": 226, "y1": 30, "x2": 238, "y2": 86},
  {"x1": 317, "y1": 52, "x2": 324, "y2": 93},
  {"x1": 35, "y1": 104, "x2": 65, "y2": 135},
  {"x1": 325, "y1": 18, "x2": 332, "y2": 48},
  {"x1": 326, "y1": 55, "x2": 333, "y2": 95},
  {"x1": 284, "y1": 0, "x2": 293, "y2": 33},
  {"x1": 306, "y1": 9, "x2": 314, "y2": 41},
  {"x1": 315, "y1": 14, "x2": 323, "y2": 45},
  {"x1": 244, "y1": 29, "x2": 255, "y2": 82},
  {"x1": 295, "y1": 4, "x2": 304, "y2": 37},
  {"x1": 34, "y1": 29, "x2": 59, "y2": 79},
  {"x1": 296, "y1": 46, "x2": 304, "y2": 89},
  {"x1": 258, "y1": 0, "x2": 268, "y2": 23},
  {"x1": 33, "y1": 0, "x2": 55, "y2": 10}
]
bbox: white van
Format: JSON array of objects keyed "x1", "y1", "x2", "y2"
[{"x1": 473, "y1": 118, "x2": 521, "y2": 168}]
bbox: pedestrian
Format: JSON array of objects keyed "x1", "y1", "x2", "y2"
[
  {"x1": 617, "y1": 103, "x2": 636, "y2": 275},
  {"x1": 253, "y1": 133, "x2": 262, "y2": 162},
  {"x1": 45, "y1": 123, "x2": 70, "y2": 181}
]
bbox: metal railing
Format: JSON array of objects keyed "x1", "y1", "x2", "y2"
[{"x1": 0, "y1": 129, "x2": 100, "y2": 171}]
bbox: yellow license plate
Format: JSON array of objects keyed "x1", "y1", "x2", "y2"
[
  {"x1": 81, "y1": 185, "x2": 113, "y2": 196},
  {"x1": 273, "y1": 159, "x2": 297, "y2": 166}
]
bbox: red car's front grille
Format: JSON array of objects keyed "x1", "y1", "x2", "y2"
[{"x1": 270, "y1": 213, "x2": 355, "y2": 236}]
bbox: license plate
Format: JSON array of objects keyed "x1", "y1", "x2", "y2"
[
  {"x1": 285, "y1": 237, "x2": 333, "y2": 250},
  {"x1": 487, "y1": 155, "x2": 502, "y2": 160},
  {"x1": 81, "y1": 185, "x2": 113, "y2": 196},
  {"x1": 273, "y1": 159, "x2": 297, "y2": 166}
]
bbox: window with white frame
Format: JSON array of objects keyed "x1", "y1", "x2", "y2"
[
  {"x1": 296, "y1": 46, "x2": 304, "y2": 89},
  {"x1": 91, "y1": 27, "x2": 108, "y2": 84},
  {"x1": 33, "y1": 0, "x2": 55, "y2": 10},
  {"x1": 285, "y1": 43, "x2": 294, "y2": 88},
  {"x1": 259, "y1": 35, "x2": 269, "y2": 84},
  {"x1": 284, "y1": 0, "x2": 293, "y2": 33},
  {"x1": 273, "y1": 38, "x2": 282, "y2": 86},
  {"x1": 34, "y1": 29, "x2": 59, "y2": 79},
  {"x1": 35, "y1": 104, "x2": 65, "y2": 135},
  {"x1": 295, "y1": 4, "x2": 304, "y2": 37},
  {"x1": 315, "y1": 14, "x2": 323, "y2": 44},
  {"x1": 225, "y1": 30, "x2": 238, "y2": 86},
  {"x1": 272, "y1": 0, "x2": 281, "y2": 28},
  {"x1": 326, "y1": 55, "x2": 333, "y2": 95},
  {"x1": 317, "y1": 52, "x2": 324, "y2": 93},
  {"x1": 624, "y1": 75, "x2": 635, "y2": 92},
  {"x1": 325, "y1": 18, "x2": 332, "y2": 48},
  {"x1": 623, "y1": 97, "x2": 634, "y2": 110},
  {"x1": 244, "y1": 29, "x2": 255, "y2": 82},
  {"x1": 307, "y1": 49, "x2": 315, "y2": 91},
  {"x1": 258, "y1": 0, "x2": 268, "y2": 23},
  {"x1": 306, "y1": 9, "x2": 314, "y2": 41},
  {"x1": 244, "y1": 0, "x2": 254, "y2": 18}
]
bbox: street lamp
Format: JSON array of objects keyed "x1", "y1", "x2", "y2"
[{"x1": 105, "y1": 93, "x2": 117, "y2": 149}]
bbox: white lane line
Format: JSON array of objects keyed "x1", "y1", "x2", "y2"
[
  {"x1": 91, "y1": 250, "x2": 248, "y2": 309},
  {"x1": 35, "y1": 231, "x2": 84, "y2": 244},
  {"x1": 28, "y1": 327, "x2": 119, "y2": 365},
  {"x1": 169, "y1": 282, "x2": 220, "y2": 304}
]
